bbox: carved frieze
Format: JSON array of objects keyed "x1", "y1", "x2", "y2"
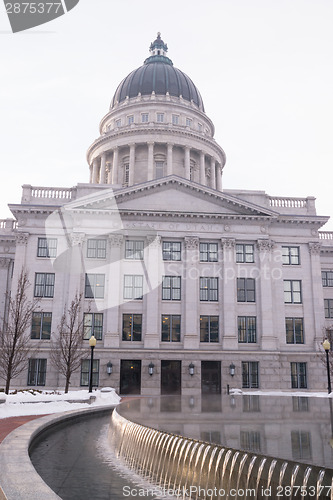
[
  {"x1": 70, "y1": 233, "x2": 85, "y2": 246},
  {"x1": 109, "y1": 234, "x2": 124, "y2": 247},
  {"x1": 15, "y1": 232, "x2": 29, "y2": 245},
  {"x1": 0, "y1": 257, "x2": 11, "y2": 268},
  {"x1": 308, "y1": 242, "x2": 321, "y2": 255},
  {"x1": 221, "y1": 238, "x2": 235, "y2": 249},
  {"x1": 257, "y1": 239, "x2": 275, "y2": 252},
  {"x1": 184, "y1": 236, "x2": 199, "y2": 249}
]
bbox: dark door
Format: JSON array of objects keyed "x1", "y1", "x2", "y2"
[
  {"x1": 161, "y1": 360, "x2": 181, "y2": 395},
  {"x1": 201, "y1": 361, "x2": 221, "y2": 394},
  {"x1": 120, "y1": 360, "x2": 141, "y2": 395}
]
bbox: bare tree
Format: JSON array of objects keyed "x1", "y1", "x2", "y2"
[
  {"x1": 51, "y1": 293, "x2": 88, "y2": 393},
  {"x1": 0, "y1": 269, "x2": 39, "y2": 394}
]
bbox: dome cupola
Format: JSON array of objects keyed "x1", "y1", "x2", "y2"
[
  {"x1": 111, "y1": 33, "x2": 204, "y2": 110},
  {"x1": 87, "y1": 35, "x2": 226, "y2": 190}
]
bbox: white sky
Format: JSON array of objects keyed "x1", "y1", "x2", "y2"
[{"x1": 0, "y1": 0, "x2": 332, "y2": 229}]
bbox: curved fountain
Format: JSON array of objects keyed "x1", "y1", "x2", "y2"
[{"x1": 109, "y1": 395, "x2": 333, "y2": 500}]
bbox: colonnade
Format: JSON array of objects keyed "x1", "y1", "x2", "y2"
[{"x1": 89, "y1": 142, "x2": 223, "y2": 191}]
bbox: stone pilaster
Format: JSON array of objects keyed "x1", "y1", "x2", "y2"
[
  {"x1": 129, "y1": 143, "x2": 135, "y2": 186},
  {"x1": 183, "y1": 236, "x2": 199, "y2": 349},
  {"x1": 256, "y1": 239, "x2": 277, "y2": 350},
  {"x1": 221, "y1": 238, "x2": 237, "y2": 349},
  {"x1": 200, "y1": 151, "x2": 206, "y2": 186},
  {"x1": 100, "y1": 153, "x2": 106, "y2": 183},
  {"x1": 144, "y1": 235, "x2": 162, "y2": 349},
  {"x1": 308, "y1": 242, "x2": 325, "y2": 346},
  {"x1": 105, "y1": 234, "x2": 124, "y2": 348},
  {"x1": 92, "y1": 158, "x2": 99, "y2": 184},
  {"x1": 167, "y1": 143, "x2": 173, "y2": 176},
  {"x1": 112, "y1": 147, "x2": 119, "y2": 184},
  {"x1": 185, "y1": 146, "x2": 191, "y2": 180},
  {"x1": 147, "y1": 142, "x2": 154, "y2": 181}
]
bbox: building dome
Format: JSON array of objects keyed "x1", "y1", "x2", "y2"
[{"x1": 110, "y1": 33, "x2": 204, "y2": 111}]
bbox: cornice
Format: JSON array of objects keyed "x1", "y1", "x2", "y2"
[{"x1": 86, "y1": 126, "x2": 226, "y2": 165}]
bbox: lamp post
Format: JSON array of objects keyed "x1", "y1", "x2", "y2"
[
  {"x1": 323, "y1": 339, "x2": 332, "y2": 394},
  {"x1": 88, "y1": 335, "x2": 97, "y2": 393}
]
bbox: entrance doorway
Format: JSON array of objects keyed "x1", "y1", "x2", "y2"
[
  {"x1": 161, "y1": 360, "x2": 181, "y2": 395},
  {"x1": 120, "y1": 360, "x2": 141, "y2": 395},
  {"x1": 201, "y1": 361, "x2": 221, "y2": 394}
]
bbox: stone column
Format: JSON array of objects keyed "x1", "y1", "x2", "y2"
[
  {"x1": 216, "y1": 164, "x2": 223, "y2": 191},
  {"x1": 147, "y1": 142, "x2": 154, "y2": 181},
  {"x1": 183, "y1": 236, "x2": 200, "y2": 349},
  {"x1": 257, "y1": 239, "x2": 278, "y2": 350},
  {"x1": 107, "y1": 163, "x2": 112, "y2": 184},
  {"x1": 129, "y1": 143, "x2": 135, "y2": 186},
  {"x1": 105, "y1": 234, "x2": 124, "y2": 348},
  {"x1": 144, "y1": 235, "x2": 162, "y2": 349},
  {"x1": 112, "y1": 147, "x2": 119, "y2": 184},
  {"x1": 200, "y1": 152, "x2": 206, "y2": 186},
  {"x1": 210, "y1": 157, "x2": 216, "y2": 189},
  {"x1": 308, "y1": 242, "x2": 325, "y2": 347},
  {"x1": 185, "y1": 146, "x2": 191, "y2": 180},
  {"x1": 167, "y1": 143, "x2": 173, "y2": 176},
  {"x1": 221, "y1": 238, "x2": 238, "y2": 349},
  {"x1": 100, "y1": 153, "x2": 106, "y2": 184},
  {"x1": 92, "y1": 158, "x2": 99, "y2": 184},
  {"x1": 89, "y1": 165, "x2": 93, "y2": 183}
]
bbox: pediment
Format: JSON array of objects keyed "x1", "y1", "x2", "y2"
[{"x1": 64, "y1": 176, "x2": 276, "y2": 219}]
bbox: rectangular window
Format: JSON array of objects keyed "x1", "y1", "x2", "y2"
[
  {"x1": 322, "y1": 271, "x2": 333, "y2": 287},
  {"x1": 27, "y1": 359, "x2": 47, "y2": 386},
  {"x1": 80, "y1": 359, "x2": 99, "y2": 387},
  {"x1": 199, "y1": 242, "x2": 218, "y2": 262},
  {"x1": 127, "y1": 115, "x2": 134, "y2": 124},
  {"x1": 31, "y1": 312, "x2": 52, "y2": 340},
  {"x1": 237, "y1": 278, "x2": 255, "y2": 302},
  {"x1": 162, "y1": 276, "x2": 181, "y2": 300},
  {"x1": 157, "y1": 113, "x2": 164, "y2": 123},
  {"x1": 292, "y1": 396, "x2": 309, "y2": 412},
  {"x1": 124, "y1": 275, "x2": 143, "y2": 300},
  {"x1": 240, "y1": 431, "x2": 261, "y2": 453},
  {"x1": 242, "y1": 361, "x2": 259, "y2": 389},
  {"x1": 200, "y1": 277, "x2": 218, "y2": 302},
  {"x1": 85, "y1": 274, "x2": 105, "y2": 299},
  {"x1": 242, "y1": 395, "x2": 260, "y2": 412},
  {"x1": 34, "y1": 273, "x2": 55, "y2": 298},
  {"x1": 238, "y1": 316, "x2": 257, "y2": 343},
  {"x1": 200, "y1": 315, "x2": 219, "y2": 342},
  {"x1": 325, "y1": 299, "x2": 333, "y2": 318},
  {"x1": 236, "y1": 244, "x2": 254, "y2": 263},
  {"x1": 291, "y1": 362, "x2": 307, "y2": 389},
  {"x1": 37, "y1": 238, "x2": 57, "y2": 258},
  {"x1": 87, "y1": 239, "x2": 106, "y2": 259},
  {"x1": 83, "y1": 313, "x2": 103, "y2": 340},
  {"x1": 291, "y1": 431, "x2": 312, "y2": 460},
  {"x1": 162, "y1": 241, "x2": 181, "y2": 261},
  {"x1": 115, "y1": 119, "x2": 121, "y2": 127},
  {"x1": 123, "y1": 163, "x2": 129, "y2": 186},
  {"x1": 125, "y1": 240, "x2": 144, "y2": 260},
  {"x1": 286, "y1": 318, "x2": 304, "y2": 344},
  {"x1": 198, "y1": 123, "x2": 202, "y2": 132},
  {"x1": 141, "y1": 113, "x2": 149, "y2": 123},
  {"x1": 172, "y1": 114, "x2": 179, "y2": 125},
  {"x1": 161, "y1": 315, "x2": 181, "y2": 342},
  {"x1": 282, "y1": 246, "x2": 300, "y2": 265},
  {"x1": 284, "y1": 280, "x2": 302, "y2": 304},
  {"x1": 122, "y1": 314, "x2": 142, "y2": 341},
  {"x1": 186, "y1": 118, "x2": 192, "y2": 127},
  {"x1": 155, "y1": 161, "x2": 164, "y2": 179}
]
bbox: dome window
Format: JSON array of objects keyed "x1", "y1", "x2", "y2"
[
  {"x1": 155, "y1": 161, "x2": 164, "y2": 179},
  {"x1": 115, "y1": 118, "x2": 121, "y2": 128},
  {"x1": 172, "y1": 114, "x2": 179, "y2": 125},
  {"x1": 157, "y1": 113, "x2": 164, "y2": 123},
  {"x1": 141, "y1": 113, "x2": 149, "y2": 123},
  {"x1": 186, "y1": 118, "x2": 192, "y2": 128},
  {"x1": 127, "y1": 115, "x2": 134, "y2": 125}
]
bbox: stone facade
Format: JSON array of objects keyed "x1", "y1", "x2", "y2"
[{"x1": 0, "y1": 35, "x2": 333, "y2": 394}]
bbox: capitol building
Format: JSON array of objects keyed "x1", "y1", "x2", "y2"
[{"x1": 1, "y1": 34, "x2": 333, "y2": 394}]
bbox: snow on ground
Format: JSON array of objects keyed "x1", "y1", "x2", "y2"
[{"x1": 0, "y1": 388, "x2": 121, "y2": 419}]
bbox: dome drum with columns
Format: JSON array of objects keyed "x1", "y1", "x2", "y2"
[{"x1": 87, "y1": 34, "x2": 226, "y2": 190}]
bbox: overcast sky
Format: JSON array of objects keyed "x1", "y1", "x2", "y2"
[{"x1": 1, "y1": 0, "x2": 332, "y2": 229}]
